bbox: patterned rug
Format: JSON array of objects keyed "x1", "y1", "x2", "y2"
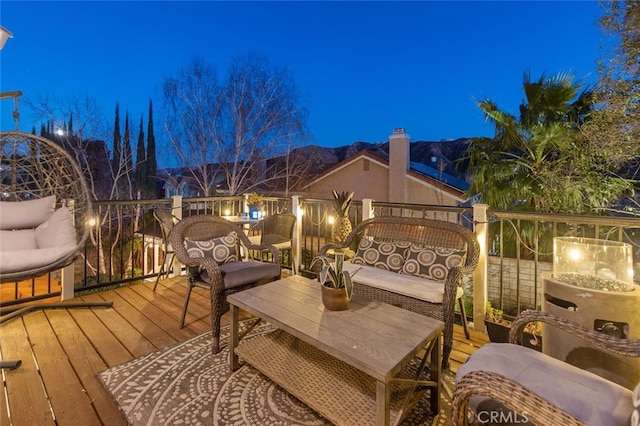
[{"x1": 98, "y1": 321, "x2": 455, "y2": 425}]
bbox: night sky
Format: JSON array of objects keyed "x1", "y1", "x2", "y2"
[{"x1": 1, "y1": 1, "x2": 604, "y2": 148}]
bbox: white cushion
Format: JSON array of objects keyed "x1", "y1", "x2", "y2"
[
  {"x1": 0, "y1": 245, "x2": 77, "y2": 274},
  {"x1": 456, "y1": 343, "x2": 633, "y2": 425},
  {"x1": 0, "y1": 229, "x2": 38, "y2": 251},
  {"x1": 35, "y1": 207, "x2": 76, "y2": 248},
  {"x1": 0, "y1": 196, "x2": 56, "y2": 230},
  {"x1": 342, "y1": 262, "x2": 463, "y2": 304},
  {"x1": 248, "y1": 234, "x2": 291, "y2": 250}
]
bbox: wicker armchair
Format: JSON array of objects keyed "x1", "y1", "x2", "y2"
[
  {"x1": 319, "y1": 216, "x2": 480, "y2": 369},
  {"x1": 248, "y1": 213, "x2": 296, "y2": 273},
  {"x1": 170, "y1": 215, "x2": 282, "y2": 353},
  {"x1": 453, "y1": 310, "x2": 640, "y2": 425}
]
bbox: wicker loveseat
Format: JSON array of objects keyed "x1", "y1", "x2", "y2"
[{"x1": 319, "y1": 216, "x2": 480, "y2": 368}]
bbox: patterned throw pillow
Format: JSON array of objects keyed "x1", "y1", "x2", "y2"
[
  {"x1": 184, "y1": 231, "x2": 238, "y2": 265},
  {"x1": 400, "y1": 245, "x2": 467, "y2": 282},
  {"x1": 351, "y1": 239, "x2": 411, "y2": 272}
]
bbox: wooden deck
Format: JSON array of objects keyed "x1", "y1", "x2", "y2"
[{"x1": 0, "y1": 275, "x2": 488, "y2": 426}]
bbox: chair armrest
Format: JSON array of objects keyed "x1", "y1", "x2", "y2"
[
  {"x1": 452, "y1": 370, "x2": 587, "y2": 426},
  {"x1": 319, "y1": 242, "x2": 342, "y2": 256},
  {"x1": 509, "y1": 310, "x2": 640, "y2": 357},
  {"x1": 236, "y1": 231, "x2": 282, "y2": 264}
]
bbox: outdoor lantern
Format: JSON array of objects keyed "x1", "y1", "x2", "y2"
[
  {"x1": 0, "y1": 26, "x2": 13, "y2": 50},
  {"x1": 249, "y1": 207, "x2": 260, "y2": 220}
]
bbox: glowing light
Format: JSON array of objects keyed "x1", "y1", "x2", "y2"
[
  {"x1": 568, "y1": 247, "x2": 582, "y2": 261},
  {"x1": 88, "y1": 217, "x2": 97, "y2": 227},
  {"x1": 328, "y1": 216, "x2": 335, "y2": 225},
  {"x1": 224, "y1": 209, "x2": 230, "y2": 216}
]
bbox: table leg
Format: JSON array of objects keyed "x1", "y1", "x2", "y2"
[
  {"x1": 229, "y1": 304, "x2": 240, "y2": 371},
  {"x1": 430, "y1": 333, "x2": 441, "y2": 412},
  {"x1": 376, "y1": 380, "x2": 391, "y2": 426}
]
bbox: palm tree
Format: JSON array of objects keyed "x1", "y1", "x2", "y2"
[{"x1": 464, "y1": 70, "x2": 632, "y2": 215}]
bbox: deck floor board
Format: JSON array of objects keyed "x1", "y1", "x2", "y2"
[{"x1": 0, "y1": 276, "x2": 487, "y2": 425}]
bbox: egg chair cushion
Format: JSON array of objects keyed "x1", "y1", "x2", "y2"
[
  {"x1": 0, "y1": 229, "x2": 38, "y2": 251},
  {"x1": 0, "y1": 246, "x2": 77, "y2": 274},
  {"x1": 35, "y1": 207, "x2": 76, "y2": 248},
  {"x1": 0, "y1": 195, "x2": 56, "y2": 230},
  {"x1": 0, "y1": 207, "x2": 77, "y2": 275}
]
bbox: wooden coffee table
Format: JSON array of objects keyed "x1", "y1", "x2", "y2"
[{"x1": 228, "y1": 275, "x2": 444, "y2": 426}]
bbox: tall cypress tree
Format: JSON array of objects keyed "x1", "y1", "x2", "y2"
[
  {"x1": 112, "y1": 104, "x2": 121, "y2": 175},
  {"x1": 135, "y1": 115, "x2": 147, "y2": 198},
  {"x1": 123, "y1": 112, "x2": 133, "y2": 196},
  {"x1": 146, "y1": 100, "x2": 157, "y2": 197}
]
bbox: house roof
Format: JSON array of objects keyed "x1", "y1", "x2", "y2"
[{"x1": 303, "y1": 151, "x2": 469, "y2": 198}]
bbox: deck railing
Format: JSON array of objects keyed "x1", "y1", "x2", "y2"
[{"x1": 2, "y1": 196, "x2": 639, "y2": 333}]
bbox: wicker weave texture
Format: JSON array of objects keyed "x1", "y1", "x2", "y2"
[{"x1": 236, "y1": 329, "x2": 433, "y2": 426}]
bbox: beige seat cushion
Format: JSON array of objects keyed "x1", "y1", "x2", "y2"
[
  {"x1": 456, "y1": 343, "x2": 633, "y2": 425},
  {"x1": 248, "y1": 234, "x2": 291, "y2": 250},
  {"x1": 342, "y1": 262, "x2": 462, "y2": 304}
]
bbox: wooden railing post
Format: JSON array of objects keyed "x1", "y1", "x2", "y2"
[
  {"x1": 60, "y1": 199, "x2": 75, "y2": 300},
  {"x1": 362, "y1": 198, "x2": 374, "y2": 221},
  {"x1": 292, "y1": 195, "x2": 302, "y2": 275},
  {"x1": 170, "y1": 196, "x2": 183, "y2": 276},
  {"x1": 171, "y1": 195, "x2": 182, "y2": 220},
  {"x1": 473, "y1": 204, "x2": 489, "y2": 331}
]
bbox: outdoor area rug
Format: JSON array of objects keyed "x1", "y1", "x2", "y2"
[{"x1": 98, "y1": 320, "x2": 455, "y2": 425}]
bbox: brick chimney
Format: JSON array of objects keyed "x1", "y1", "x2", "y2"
[{"x1": 388, "y1": 128, "x2": 409, "y2": 203}]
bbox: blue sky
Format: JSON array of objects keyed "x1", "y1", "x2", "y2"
[{"x1": 1, "y1": 1, "x2": 604, "y2": 148}]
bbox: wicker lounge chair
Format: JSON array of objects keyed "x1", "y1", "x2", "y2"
[
  {"x1": 453, "y1": 310, "x2": 640, "y2": 425},
  {"x1": 170, "y1": 215, "x2": 282, "y2": 353}
]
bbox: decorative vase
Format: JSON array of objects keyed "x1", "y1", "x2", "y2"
[{"x1": 321, "y1": 285, "x2": 349, "y2": 311}]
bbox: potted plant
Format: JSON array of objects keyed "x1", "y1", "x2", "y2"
[
  {"x1": 330, "y1": 190, "x2": 354, "y2": 245},
  {"x1": 485, "y1": 302, "x2": 542, "y2": 351},
  {"x1": 311, "y1": 252, "x2": 360, "y2": 311},
  {"x1": 247, "y1": 192, "x2": 264, "y2": 220}
]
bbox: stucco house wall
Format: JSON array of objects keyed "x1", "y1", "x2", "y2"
[
  {"x1": 304, "y1": 128, "x2": 468, "y2": 206},
  {"x1": 304, "y1": 156, "x2": 389, "y2": 201},
  {"x1": 406, "y1": 177, "x2": 460, "y2": 207}
]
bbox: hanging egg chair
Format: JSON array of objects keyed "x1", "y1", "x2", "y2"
[
  {"x1": 0, "y1": 131, "x2": 93, "y2": 283},
  {"x1": 0, "y1": 90, "x2": 93, "y2": 283}
]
